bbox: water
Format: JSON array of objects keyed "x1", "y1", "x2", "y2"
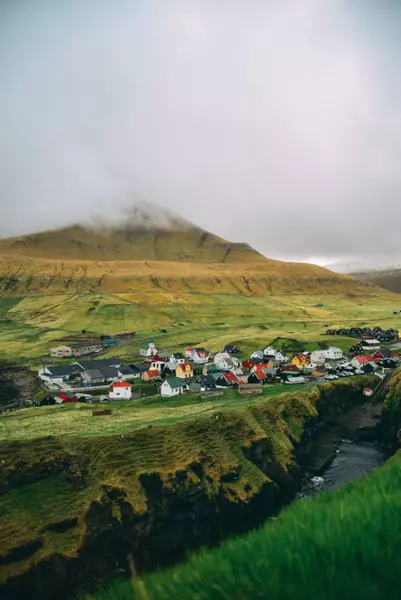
[{"x1": 299, "y1": 440, "x2": 384, "y2": 497}]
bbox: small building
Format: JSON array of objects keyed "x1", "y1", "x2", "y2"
[
  {"x1": 274, "y1": 351, "x2": 287, "y2": 365},
  {"x1": 351, "y1": 355, "x2": 374, "y2": 369},
  {"x1": 38, "y1": 365, "x2": 81, "y2": 384},
  {"x1": 118, "y1": 366, "x2": 139, "y2": 380},
  {"x1": 363, "y1": 387, "x2": 373, "y2": 397},
  {"x1": 185, "y1": 347, "x2": 194, "y2": 358},
  {"x1": 238, "y1": 383, "x2": 263, "y2": 395},
  {"x1": 109, "y1": 381, "x2": 132, "y2": 400},
  {"x1": 292, "y1": 354, "x2": 309, "y2": 368},
  {"x1": 191, "y1": 348, "x2": 211, "y2": 364},
  {"x1": 169, "y1": 352, "x2": 186, "y2": 364},
  {"x1": 360, "y1": 339, "x2": 380, "y2": 352},
  {"x1": 251, "y1": 350, "x2": 264, "y2": 361},
  {"x1": 188, "y1": 382, "x2": 202, "y2": 393},
  {"x1": 55, "y1": 392, "x2": 79, "y2": 404},
  {"x1": 141, "y1": 369, "x2": 161, "y2": 382},
  {"x1": 214, "y1": 352, "x2": 237, "y2": 370},
  {"x1": 176, "y1": 363, "x2": 194, "y2": 379},
  {"x1": 285, "y1": 375, "x2": 306, "y2": 384},
  {"x1": 159, "y1": 377, "x2": 184, "y2": 398},
  {"x1": 99, "y1": 367, "x2": 119, "y2": 382},
  {"x1": 75, "y1": 357, "x2": 121, "y2": 370},
  {"x1": 139, "y1": 340, "x2": 157, "y2": 357},
  {"x1": 247, "y1": 371, "x2": 268, "y2": 384},
  {"x1": 82, "y1": 369, "x2": 106, "y2": 384},
  {"x1": 50, "y1": 341, "x2": 103, "y2": 358},
  {"x1": 196, "y1": 374, "x2": 216, "y2": 391},
  {"x1": 202, "y1": 364, "x2": 221, "y2": 375},
  {"x1": 263, "y1": 346, "x2": 276, "y2": 358},
  {"x1": 215, "y1": 371, "x2": 238, "y2": 388},
  {"x1": 150, "y1": 355, "x2": 168, "y2": 371},
  {"x1": 224, "y1": 344, "x2": 240, "y2": 354}
]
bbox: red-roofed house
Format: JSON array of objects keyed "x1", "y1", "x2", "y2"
[
  {"x1": 351, "y1": 355, "x2": 374, "y2": 368},
  {"x1": 191, "y1": 348, "x2": 211, "y2": 364},
  {"x1": 109, "y1": 381, "x2": 132, "y2": 400},
  {"x1": 215, "y1": 371, "x2": 238, "y2": 387},
  {"x1": 242, "y1": 359, "x2": 254, "y2": 369},
  {"x1": 248, "y1": 371, "x2": 267, "y2": 384},
  {"x1": 55, "y1": 392, "x2": 78, "y2": 404},
  {"x1": 141, "y1": 369, "x2": 162, "y2": 382},
  {"x1": 185, "y1": 347, "x2": 194, "y2": 358}
]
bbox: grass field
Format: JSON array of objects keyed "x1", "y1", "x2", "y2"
[
  {"x1": 1, "y1": 290, "x2": 401, "y2": 365},
  {"x1": 0, "y1": 383, "x2": 311, "y2": 441},
  {"x1": 89, "y1": 450, "x2": 401, "y2": 600}
]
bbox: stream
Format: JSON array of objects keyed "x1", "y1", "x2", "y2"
[{"x1": 300, "y1": 439, "x2": 384, "y2": 497}]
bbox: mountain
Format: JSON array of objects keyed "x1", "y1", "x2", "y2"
[{"x1": 329, "y1": 256, "x2": 401, "y2": 294}]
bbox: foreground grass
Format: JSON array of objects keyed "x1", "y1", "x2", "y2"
[{"x1": 89, "y1": 452, "x2": 401, "y2": 600}]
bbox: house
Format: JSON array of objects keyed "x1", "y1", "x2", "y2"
[
  {"x1": 128, "y1": 363, "x2": 148, "y2": 376},
  {"x1": 263, "y1": 346, "x2": 276, "y2": 358},
  {"x1": 248, "y1": 371, "x2": 268, "y2": 384},
  {"x1": 215, "y1": 371, "x2": 238, "y2": 388},
  {"x1": 372, "y1": 349, "x2": 391, "y2": 360},
  {"x1": 360, "y1": 339, "x2": 380, "y2": 352},
  {"x1": 109, "y1": 381, "x2": 132, "y2": 400},
  {"x1": 55, "y1": 392, "x2": 79, "y2": 403},
  {"x1": 117, "y1": 366, "x2": 138, "y2": 380},
  {"x1": 191, "y1": 348, "x2": 211, "y2": 364},
  {"x1": 159, "y1": 377, "x2": 184, "y2": 398},
  {"x1": 196, "y1": 374, "x2": 216, "y2": 390},
  {"x1": 150, "y1": 355, "x2": 168, "y2": 371},
  {"x1": 251, "y1": 350, "x2": 264, "y2": 361},
  {"x1": 214, "y1": 352, "x2": 238, "y2": 370},
  {"x1": 169, "y1": 352, "x2": 186, "y2": 364},
  {"x1": 351, "y1": 355, "x2": 374, "y2": 369},
  {"x1": 176, "y1": 363, "x2": 194, "y2": 379},
  {"x1": 185, "y1": 347, "x2": 194, "y2": 358},
  {"x1": 274, "y1": 351, "x2": 287, "y2": 364},
  {"x1": 99, "y1": 367, "x2": 120, "y2": 382},
  {"x1": 311, "y1": 347, "x2": 343, "y2": 365},
  {"x1": 224, "y1": 344, "x2": 240, "y2": 354},
  {"x1": 141, "y1": 369, "x2": 161, "y2": 382},
  {"x1": 251, "y1": 361, "x2": 275, "y2": 376},
  {"x1": 82, "y1": 369, "x2": 106, "y2": 384},
  {"x1": 38, "y1": 365, "x2": 81, "y2": 384},
  {"x1": 75, "y1": 357, "x2": 121, "y2": 370},
  {"x1": 139, "y1": 340, "x2": 157, "y2": 357},
  {"x1": 292, "y1": 354, "x2": 309, "y2": 368},
  {"x1": 242, "y1": 359, "x2": 254, "y2": 369},
  {"x1": 277, "y1": 365, "x2": 300, "y2": 380},
  {"x1": 50, "y1": 341, "x2": 103, "y2": 358}
]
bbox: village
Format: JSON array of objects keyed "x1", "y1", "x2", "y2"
[{"x1": 35, "y1": 324, "x2": 401, "y2": 405}]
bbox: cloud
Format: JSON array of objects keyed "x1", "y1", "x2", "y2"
[{"x1": 1, "y1": 0, "x2": 401, "y2": 262}]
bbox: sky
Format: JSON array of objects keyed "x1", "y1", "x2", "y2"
[{"x1": 1, "y1": 0, "x2": 401, "y2": 266}]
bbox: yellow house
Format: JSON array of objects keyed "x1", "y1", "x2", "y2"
[
  {"x1": 176, "y1": 363, "x2": 194, "y2": 379},
  {"x1": 291, "y1": 353, "x2": 309, "y2": 368}
]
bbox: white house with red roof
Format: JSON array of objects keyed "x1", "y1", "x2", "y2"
[
  {"x1": 109, "y1": 381, "x2": 132, "y2": 400},
  {"x1": 185, "y1": 347, "x2": 194, "y2": 358},
  {"x1": 351, "y1": 355, "x2": 374, "y2": 369},
  {"x1": 191, "y1": 348, "x2": 211, "y2": 364}
]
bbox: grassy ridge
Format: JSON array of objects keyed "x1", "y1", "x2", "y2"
[
  {"x1": 0, "y1": 379, "x2": 370, "y2": 585},
  {"x1": 90, "y1": 451, "x2": 401, "y2": 600}
]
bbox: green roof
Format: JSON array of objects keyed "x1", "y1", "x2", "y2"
[{"x1": 165, "y1": 377, "x2": 184, "y2": 390}]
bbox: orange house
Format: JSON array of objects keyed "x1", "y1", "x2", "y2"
[
  {"x1": 176, "y1": 363, "x2": 194, "y2": 379},
  {"x1": 291, "y1": 354, "x2": 309, "y2": 368}
]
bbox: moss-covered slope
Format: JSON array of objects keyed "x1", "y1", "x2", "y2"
[{"x1": 0, "y1": 379, "x2": 373, "y2": 599}]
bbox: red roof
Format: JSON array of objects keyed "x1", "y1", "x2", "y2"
[
  {"x1": 112, "y1": 381, "x2": 131, "y2": 387},
  {"x1": 253, "y1": 371, "x2": 267, "y2": 380},
  {"x1": 221, "y1": 371, "x2": 238, "y2": 383},
  {"x1": 186, "y1": 347, "x2": 194, "y2": 352},
  {"x1": 194, "y1": 350, "x2": 208, "y2": 357},
  {"x1": 178, "y1": 363, "x2": 193, "y2": 370},
  {"x1": 147, "y1": 369, "x2": 161, "y2": 377},
  {"x1": 355, "y1": 355, "x2": 374, "y2": 364},
  {"x1": 242, "y1": 360, "x2": 254, "y2": 368},
  {"x1": 152, "y1": 354, "x2": 167, "y2": 362}
]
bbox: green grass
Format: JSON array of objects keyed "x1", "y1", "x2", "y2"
[
  {"x1": 1, "y1": 291, "x2": 401, "y2": 365},
  {"x1": 0, "y1": 378, "x2": 373, "y2": 585},
  {"x1": 89, "y1": 451, "x2": 401, "y2": 600}
]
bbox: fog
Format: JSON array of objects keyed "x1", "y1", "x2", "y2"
[{"x1": 1, "y1": 0, "x2": 401, "y2": 265}]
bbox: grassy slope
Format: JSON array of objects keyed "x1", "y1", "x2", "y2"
[
  {"x1": 91, "y1": 451, "x2": 401, "y2": 600},
  {"x1": 355, "y1": 268, "x2": 401, "y2": 294},
  {"x1": 0, "y1": 378, "x2": 372, "y2": 584},
  {"x1": 1, "y1": 289, "x2": 401, "y2": 365}
]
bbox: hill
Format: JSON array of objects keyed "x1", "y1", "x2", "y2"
[{"x1": 352, "y1": 268, "x2": 401, "y2": 294}]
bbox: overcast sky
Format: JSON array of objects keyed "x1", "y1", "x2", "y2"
[{"x1": 1, "y1": 0, "x2": 401, "y2": 265}]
